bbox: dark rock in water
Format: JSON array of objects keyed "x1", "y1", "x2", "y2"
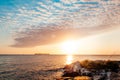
[
  {"x1": 62, "y1": 72, "x2": 79, "y2": 77},
  {"x1": 62, "y1": 61, "x2": 82, "y2": 77},
  {"x1": 62, "y1": 61, "x2": 93, "y2": 78}
]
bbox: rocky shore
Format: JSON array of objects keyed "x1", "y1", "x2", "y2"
[{"x1": 58, "y1": 60, "x2": 120, "y2": 80}]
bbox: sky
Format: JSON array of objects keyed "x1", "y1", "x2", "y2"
[{"x1": 0, "y1": 0, "x2": 120, "y2": 55}]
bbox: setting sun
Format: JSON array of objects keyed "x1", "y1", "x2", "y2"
[{"x1": 60, "y1": 40, "x2": 79, "y2": 55}]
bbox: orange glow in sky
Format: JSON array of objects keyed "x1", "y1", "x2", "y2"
[{"x1": 60, "y1": 40, "x2": 79, "y2": 55}]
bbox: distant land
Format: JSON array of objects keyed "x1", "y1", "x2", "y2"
[
  {"x1": 0, "y1": 54, "x2": 120, "y2": 56},
  {"x1": 34, "y1": 53, "x2": 50, "y2": 55}
]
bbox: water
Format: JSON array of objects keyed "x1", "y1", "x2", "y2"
[{"x1": 0, "y1": 55, "x2": 120, "y2": 80}]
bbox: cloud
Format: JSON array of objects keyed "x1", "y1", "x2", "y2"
[
  {"x1": 11, "y1": 13, "x2": 120, "y2": 47},
  {"x1": 10, "y1": 26, "x2": 93, "y2": 47},
  {"x1": 0, "y1": 0, "x2": 119, "y2": 47}
]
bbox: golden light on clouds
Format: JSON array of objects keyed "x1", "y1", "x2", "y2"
[{"x1": 0, "y1": 0, "x2": 120, "y2": 55}]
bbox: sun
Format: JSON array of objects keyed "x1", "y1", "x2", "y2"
[{"x1": 60, "y1": 40, "x2": 79, "y2": 55}]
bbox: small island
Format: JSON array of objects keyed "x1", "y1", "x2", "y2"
[{"x1": 34, "y1": 53, "x2": 50, "y2": 55}]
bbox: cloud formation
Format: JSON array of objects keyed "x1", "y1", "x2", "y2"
[{"x1": 0, "y1": 0, "x2": 119, "y2": 47}]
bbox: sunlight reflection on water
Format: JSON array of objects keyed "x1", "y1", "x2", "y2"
[{"x1": 66, "y1": 55, "x2": 73, "y2": 65}]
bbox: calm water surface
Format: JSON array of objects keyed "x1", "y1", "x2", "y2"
[{"x1": 0, "y1": 55, "x2": 120, "y2": 80}]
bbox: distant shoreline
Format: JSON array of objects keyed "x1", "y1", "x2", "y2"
[{"x1": 0, "y1": 54, "x2": 120, "y2": 56}]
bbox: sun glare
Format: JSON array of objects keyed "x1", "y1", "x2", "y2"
[
  {"x1": 66, "y1": 55, "x2": 73, "y2": 64},
  {"x1": 61, "y1": 40, "x2": 78, "y2": 55}
]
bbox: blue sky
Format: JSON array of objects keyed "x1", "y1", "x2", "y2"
[{"x1": 0, "y1": 0, "x2": 120, "y2": 54}]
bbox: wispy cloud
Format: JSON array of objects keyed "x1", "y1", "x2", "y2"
[{"x1": 0, "y1": 0, "x2": 119, "y2": 47}]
